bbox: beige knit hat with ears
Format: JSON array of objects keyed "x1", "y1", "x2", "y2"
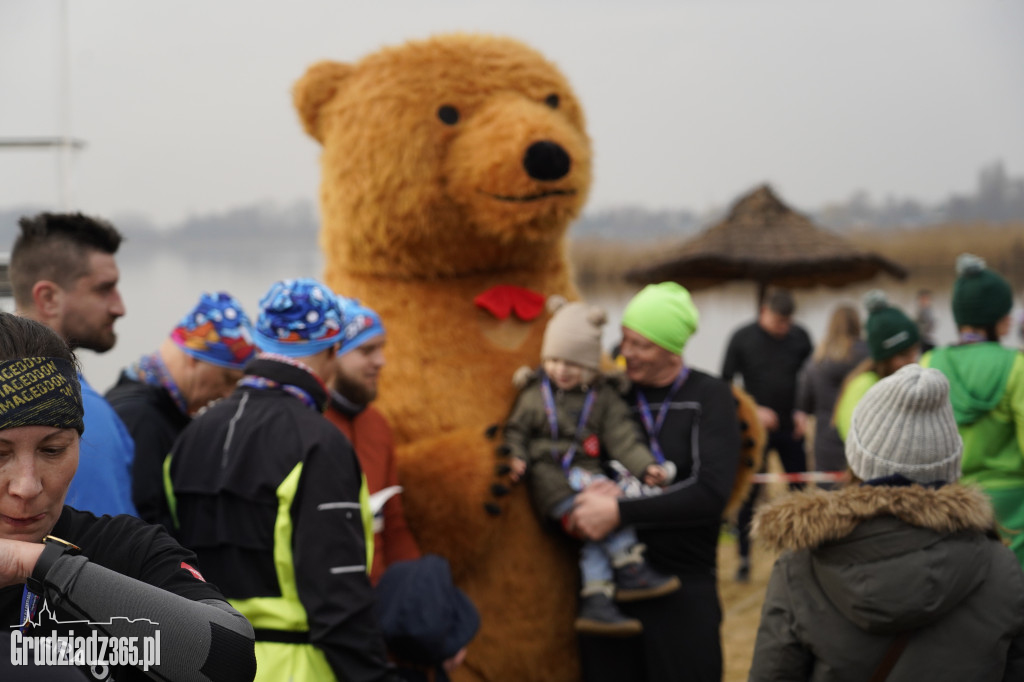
[
  {"x1": 541, "y1": 296, "x2": 606, "y2": 371},
  {"x1": 846, "y1": 364, "x2": 963, "y2": 484}
]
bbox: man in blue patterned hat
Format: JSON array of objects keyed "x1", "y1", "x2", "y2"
[
  {"x1": 168, "y1": 278, "x2": 401, "y2": 682},
  {"x1": 106, "y1": 291, "x2": 256, "y2": 528}
]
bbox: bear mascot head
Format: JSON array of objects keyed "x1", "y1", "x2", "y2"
[{"x1": 295, "y1": 33, "x2": 591, "y2": 681}]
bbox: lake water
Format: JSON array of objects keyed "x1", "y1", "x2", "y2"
[{"x1": 77, "y1": 248, "x2": 1006, "y2": 392}]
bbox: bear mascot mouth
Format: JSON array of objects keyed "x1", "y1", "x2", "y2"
[{"x1": 483, "y1": 188, "x2": 578, "y2": 202}]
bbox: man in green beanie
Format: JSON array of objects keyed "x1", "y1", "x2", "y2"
[
  {"x1": 921, "y1": 253, "x2": 1024, "y2": 566},
  {"x1": 571, "y1": 281, "x2": 741, "y2": 682},
  {"x1": 721, "y1": 288, "x2": 813, "y2": 582}
]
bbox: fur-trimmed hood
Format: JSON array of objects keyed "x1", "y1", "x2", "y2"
[
  {"x1": 753, "y1": 484, "x2": 1000, "y2": 635},
  {"x1": 753, "y1": 483, "x2": 995, "y2": 552}
]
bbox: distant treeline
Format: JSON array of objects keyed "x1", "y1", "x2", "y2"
[{"x1": 1, "y1": 161, "x2": 1021, "y2": 258}]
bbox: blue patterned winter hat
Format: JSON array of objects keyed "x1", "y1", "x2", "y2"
[
  {"x1": 171, "y1": 292, "x2": 256, "y2": 369},
  {"x1": 254, "y1": 279, "x2": 343, "y2": 357},
  {"x1": 337, "y1": 297, "x2": 385, "y2": 356}
]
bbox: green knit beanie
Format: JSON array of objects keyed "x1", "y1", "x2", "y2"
[
  {"x1": 863, "y1": 290, "x2": 919, "y2": 361},
  {"x1": 621, "y1": 282, "x2": 699, "y2": 355},
  {"x1": 952, "y1": 254, "x2": 1013, "y2": 327}
]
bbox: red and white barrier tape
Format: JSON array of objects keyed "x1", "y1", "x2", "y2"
[{"x1": 750, "y1": 471, "x2": 847, "y2": 484}]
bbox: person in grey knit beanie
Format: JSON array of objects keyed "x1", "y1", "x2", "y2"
[{"x1": 846, "y1": 363, "x2": 963, "y2": 484}]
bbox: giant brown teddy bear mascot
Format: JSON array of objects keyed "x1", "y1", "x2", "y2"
[
  {"x1": 293, "y1": 33, "x2": 764, "y2": 682},
  {"x1": 294, "y1": 33, "x2": 589, "y2": 682}
]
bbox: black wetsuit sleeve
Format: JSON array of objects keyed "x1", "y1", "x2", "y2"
[
  {"x1": 721, "y1": 329, "x2": 742, "y2": 382},
  {"x1": 107, "y1": 387, "x2": 178, "y2": 530},
  {"x1": 618, "y1": 380, "x2": 740, "y2": 528},
  {"x1": 39, "y1": 554, "x2": 256, "y2": 682},
  {"x1": 292, "y1": 435, "x2": 393, "y2": 682},
  {"x1": 126, "y1": 420, "x2": 174, "y2": 529}
]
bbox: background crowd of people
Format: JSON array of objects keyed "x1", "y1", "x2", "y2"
[{"x1": 3, "y1": 209, "x2": 1024, "y2": 681}]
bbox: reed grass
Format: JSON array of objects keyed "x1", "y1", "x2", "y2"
[{"x1": 570, "y1": 222, "x2": 1024, "y2": 287}]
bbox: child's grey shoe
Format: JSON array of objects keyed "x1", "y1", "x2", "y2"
[
  {"x1": 574, "y1": 593, "x2": 643, "y2": 637},
  {"x1": 613, "y1": 544, "x2": 681, "y2": 602}
]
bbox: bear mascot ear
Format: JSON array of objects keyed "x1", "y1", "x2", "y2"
[{"x1": 292, "y1": 60, "x2": 354, "y2": 144}]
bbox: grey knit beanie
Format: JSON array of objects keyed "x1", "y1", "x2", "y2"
[
  {"x1": 846, "y1": 364, "x2": 963, "y2": 484},
  {"x1": 541, "y1": 297, "x2": 606, "y2": 371}
]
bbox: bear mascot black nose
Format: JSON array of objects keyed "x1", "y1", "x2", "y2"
[{"x1": 523, "y1": 140, "x2": 571, "y2": 181}]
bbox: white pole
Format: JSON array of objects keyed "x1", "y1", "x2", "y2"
[{"x1": 57, "y1": 0, "x2": 72, "y2": 209}]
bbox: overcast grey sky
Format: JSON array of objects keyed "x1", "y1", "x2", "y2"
[{"x1": 1, "y1": 0, "x2": 1022, "y2": 226}]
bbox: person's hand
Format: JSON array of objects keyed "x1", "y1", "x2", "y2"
[
  {"x1": 443, "y1": 647, "x2": 468, "y2": 674},
  {"x1": 757, "y1": 405, "x2": 779, "y2": 432},
  {"x1": 508, "y1": 457, "x2": 527, "y2": 483},
  {"x1": 583, "y1": 478, "x2": 623, "y2": 498},
  {"x1": 793, "y1": 410, "x2": 809, "y2": 439},
  {"x1": 568, "y1": 489, "x2": 621, "y2": 541},
  {"x1": 0, "y1": 539, "x2": 45, "y2": 589},
  {"x1": 643, "y1": 464, "x2": 668, "y2": 487}
]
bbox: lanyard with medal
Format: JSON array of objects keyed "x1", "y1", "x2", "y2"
[
  {"x1": 238, "y1": 375, "x2": 319, "y2": 411},
  {"x1": 540, "y1": 374, "x2": 598, "y2": 474},
  {"x1": 634, "y1": 367, "x2": 690, "y2": 464}
]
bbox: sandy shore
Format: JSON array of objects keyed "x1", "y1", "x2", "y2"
[{"x1": 719, "y1": 530, "x2": 779, "y2": 681}]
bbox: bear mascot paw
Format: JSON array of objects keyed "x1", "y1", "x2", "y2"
[{"x1": 294, "y1": 33, "x2": 592, "y2": 682}]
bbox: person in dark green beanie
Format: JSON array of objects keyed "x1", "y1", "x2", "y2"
[
  {"x1": 570, "y1": 282, "x2": 742, "y2": 682},
  {"x1": 920, "y1": 253, "x2": 1024, "y2": 566},
  {"x1": 834, "y1": 290, "x2": 920, "y2": 441}
]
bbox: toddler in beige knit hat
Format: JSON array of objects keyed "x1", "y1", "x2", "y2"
[{"x1": 502, "y1": 297, "x2": 679, "y2": 637}]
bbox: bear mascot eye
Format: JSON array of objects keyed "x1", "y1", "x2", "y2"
[
  {"x1": 437, "y1": 105, "x2": 460, "y2": 125},
  {"x1": 545, "y1": 93, "x2": 560, "y2": 109}
]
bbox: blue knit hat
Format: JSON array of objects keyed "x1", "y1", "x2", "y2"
[
  {"x1": 254, "y1": 278, "x2": 343, "y2": 357},
  {"x1": 171, "y1": 292, "x2": 256, "y2": 369},
  {"x1": 338, "y1": 297, "x2": 385, "y2": 356}
]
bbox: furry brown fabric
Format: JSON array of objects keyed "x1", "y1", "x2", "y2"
[
  {"x1": 294, "y1": 33, "x2": 761, "y2": 682},
  {"x1": 293, "y1": 34, "x2": 589, "y2": 682},
  {"x1": 753, "y1": 483, "x2": 995, "y2": 553},
  {"x1": 727, "y1": 385, "x2": 765, "y2": 517}
]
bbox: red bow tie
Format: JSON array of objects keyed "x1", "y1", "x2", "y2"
[{"x1": 474, "y1": 285, "x2": 545, "y2": 321}]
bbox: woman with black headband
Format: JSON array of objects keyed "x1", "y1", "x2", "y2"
[{"x1": 0, "y1": 312, "x2": 256, "y2": 681}]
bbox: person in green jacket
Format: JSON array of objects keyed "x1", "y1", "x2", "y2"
[
  {"x1": 920, "y1": 253, "x2": 1024, "y2": 565},
  {"x1": 834, "y1": 290, "x2": 920, "y2": 441}
]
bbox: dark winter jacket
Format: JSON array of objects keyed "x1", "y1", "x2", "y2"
[
  {"x1": 168, "y1": 357, "x2": 392, "y2": 682},
  {"x1": 749, "y1": 484, "x2": 1024, "y2": 682},
  {"x1": 504, "y1": 371, "x2": 655, "y2": 518},
  {"x1": 106, "y1": 372, "x2": 190, "y2": 530},
  {"x1": 795, "y1": 340, "x2": 869, "y2": 472}
]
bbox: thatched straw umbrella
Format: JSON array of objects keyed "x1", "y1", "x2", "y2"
[{"x1": 625, "y1": 184, "x2": 907, "y2": 308}]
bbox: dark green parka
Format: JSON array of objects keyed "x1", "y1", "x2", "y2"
[{"x1": 749, "y1": 484, "x2": 1024, "y2": 682}]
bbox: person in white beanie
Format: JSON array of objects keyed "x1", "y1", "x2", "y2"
[
  {"x1": 503, "y1": 297, "x2": 679, "y2": 637},
  {"x1": 748, "y1": 364, "x2": 1024, "y2": 681}
]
